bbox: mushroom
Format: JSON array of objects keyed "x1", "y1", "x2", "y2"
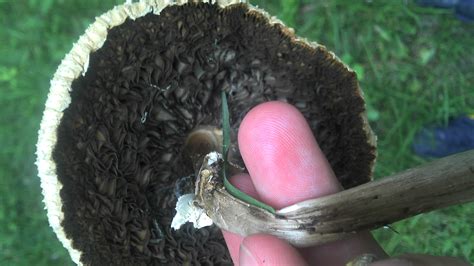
[{"x1": 37, "y1": 1, "x2": 472, "y2": 265}]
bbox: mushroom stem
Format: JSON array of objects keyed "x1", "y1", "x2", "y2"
[
  {"x1": 184, "y1": 126, "x2": 223, "y2": 171},
  {"x1": 195, "y1": 149, "x2": 474, "y2": 247},
  {"x1": 184, "y1": 126, "x2": 244, "y2": 175}
]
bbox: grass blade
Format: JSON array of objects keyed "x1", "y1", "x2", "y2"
[{"x1": 221, "y1": 91, "x2": 275, "y2": 214}]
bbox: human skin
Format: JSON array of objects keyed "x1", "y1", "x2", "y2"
[{"x1": 221, "y1": 101, "x2": 469, "y2": 266}]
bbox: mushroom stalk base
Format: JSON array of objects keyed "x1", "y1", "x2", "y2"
[{"x1": 194, "y1": 150, "x2": 474, "y2": 247}]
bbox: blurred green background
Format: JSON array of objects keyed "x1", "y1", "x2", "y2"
[{"x1": 1, "y1": 0, "x2": 473, "y2": 265}]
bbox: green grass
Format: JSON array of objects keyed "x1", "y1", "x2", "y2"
[{"x1": 1, "y1": 0, "x2": 473, "y2": 265}]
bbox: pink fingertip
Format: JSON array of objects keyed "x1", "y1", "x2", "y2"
[
  {"x1": 238, "y1": 101, "x2": 341, "y2": 209},
  {"x1": 240, "y1": 234, "x2": 307, "y2": 266}
]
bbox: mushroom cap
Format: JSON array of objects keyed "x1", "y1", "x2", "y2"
[{"x1": 36, "y1": 1, "x2": 376, "y2": 265}]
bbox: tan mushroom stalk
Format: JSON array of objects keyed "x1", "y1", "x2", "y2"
[{"x1": 194, "y1": 149, "x2": 474, "y2": 247}]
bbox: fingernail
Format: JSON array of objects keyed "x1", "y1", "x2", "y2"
[{"x1": 240, "y1": 243, "x2": 259, "y2": 266}]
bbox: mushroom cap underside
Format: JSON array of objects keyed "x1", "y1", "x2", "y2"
[{"x1": 37, "y1": 2, "x2": 376, "y2": 265}]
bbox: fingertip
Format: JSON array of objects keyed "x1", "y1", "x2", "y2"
[
  {"x1": 240, "y1": 234, "x2": 307, "y2": 266},
  {"x1": 238, "y1": 101, "x2": 341, "y2": 209},
  {"x1": 222, "y1": 230, "x2": 244, "y2": 265},
  {"x1": 301, "y1": 232, "x2": 387, "y2": 264}
]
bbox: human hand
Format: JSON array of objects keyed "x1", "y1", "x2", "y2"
[{"x1": 221, "y1": 101, "x2": 469, "y2": 266}]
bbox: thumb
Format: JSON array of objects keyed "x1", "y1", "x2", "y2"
[{"x1": 240, "y1": 234, "x2": 307, "y2": 266}]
